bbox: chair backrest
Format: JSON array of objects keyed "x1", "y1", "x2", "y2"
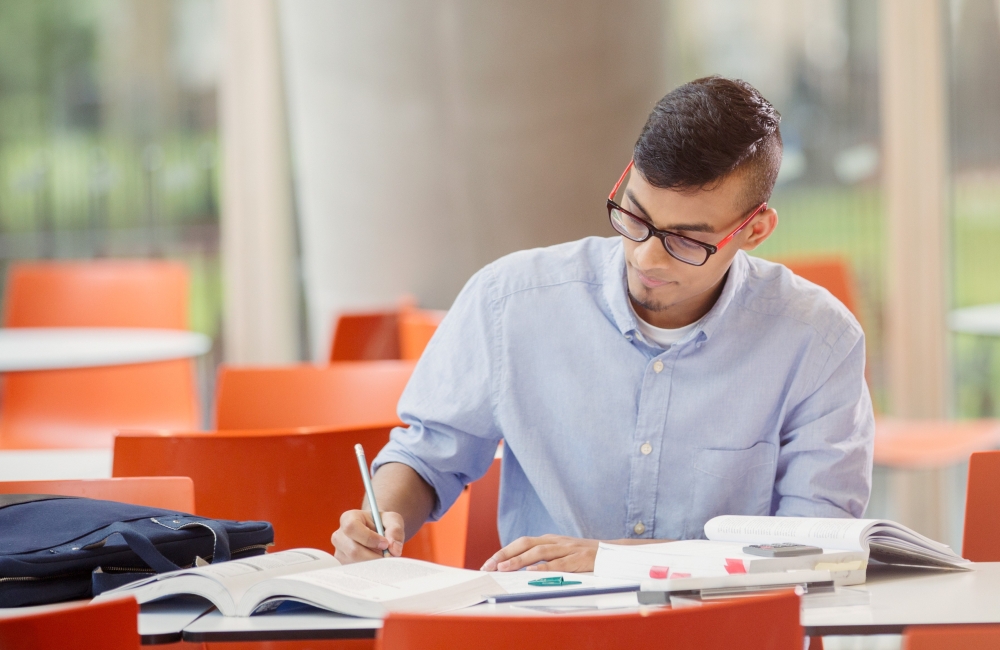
[
  {"x1": 0, "y1": 261, "x2": 199, "y2": 450},
  {"x1": 463, "y1": 457, "x2": 502, "y2": 569},
  {"x1": 0, "y1": 596, "x2": 139, "y2": 650},
  {"x1": 330, "y1": 310, "x2": 401, "y2": 361},
  {"x1": 377, "y1": 589, "x2": 802, "y2": 650},
  {"x1": 214, "y1": 360, "x2": 415, "y2": 430},
  {"x1": 0, "y1": 477, "x2": 195, "y2": 512},
  {"x1": 113, "y1": 426, "x2": 394, "y2": 552},
  {"x1": 780, "y1": 256, "x2": 860, "y2": 318},
  {"x1": 903, "y1": 624, "x2": 1000, "y2": 650},
  {"x1": 398, "y1": 308, "x2": 446, "y2": 361},
  {"x1": 211, "y1": 363, "x2": 466, "y2": 566},
  {"x1": 3, "y1": 261, "x2": 189, "y2": 329},
  {"x1": 963, "y1": 450, "x2": 1000, "y2": 561}
]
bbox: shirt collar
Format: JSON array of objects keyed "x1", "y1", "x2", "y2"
[
  {"x1": 602, "y1": 240, "x2": 749, "y2": 342},
  {"x1": 602, "y1": 240, "x2": 638, "y2": 336}
]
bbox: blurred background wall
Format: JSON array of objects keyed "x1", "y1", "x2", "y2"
[{"x1": 277, "y1": 0, "x2": 666, "y2": 359}]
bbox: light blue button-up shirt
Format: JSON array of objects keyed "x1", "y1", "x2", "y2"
[{"x1": 373, "y1": 237, "x2": 874, "y2": 545}]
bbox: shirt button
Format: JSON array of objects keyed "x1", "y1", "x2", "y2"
[
  {"x1": 634, "y1": 521, "x2": 646, "y2": 535},
  {"x1": 653, "y1": 360, "x2": 664, "y2": 373},
  {"x1": 640, "y1": 442, "x2": 653, "y2": 455},
  {"x1": 625, "y1": 334, "x2": 633, "y2": 341}
]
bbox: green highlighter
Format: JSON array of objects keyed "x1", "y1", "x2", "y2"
[{"x1": 527, "y1": 576, "x2": 582, "y2": 587}]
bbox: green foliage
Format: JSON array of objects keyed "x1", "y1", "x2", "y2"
[{"x1": 0, "y1": 0, "x2": 100, "y2": 137}]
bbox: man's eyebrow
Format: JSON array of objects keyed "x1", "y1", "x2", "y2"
[{"x1": 624, "y1": 189, "x2": 716, "y2": 233}]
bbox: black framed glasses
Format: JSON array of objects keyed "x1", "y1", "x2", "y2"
[{"x1": 607, "y1": 160, "x2": 766, "y2": 267}]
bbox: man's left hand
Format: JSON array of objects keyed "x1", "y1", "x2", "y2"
[{"x1": 480, "y1": 535, "x2": 599, "y2": 572}]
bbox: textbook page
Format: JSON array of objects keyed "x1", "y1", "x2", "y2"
[
  {"x1": 92, "y1": 549, "x2": 338, "y2": 615},
  {"x1": 239, "y1": 557, "x2": 505, "y2": 618},
  {"x1": 704, "y1": 516, "x2": 871, "y2": 551},
  {"x1": 704, "y1": 515, "x2": 969, "y2": 568}
]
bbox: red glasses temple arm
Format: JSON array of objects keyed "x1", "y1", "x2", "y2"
[
  {"x1": 609, "y1": 160, "x2": 634, "y2": 201},
  {"x1": 715, "y1": 202, "x2": 767, "y2": 251}
]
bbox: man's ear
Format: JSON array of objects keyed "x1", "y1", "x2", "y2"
[{"x1": 740, "y1": 208, "x2": 778, "y2": 251}]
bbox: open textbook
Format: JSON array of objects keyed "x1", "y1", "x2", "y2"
[
  {"x1": 705, "y1": 515, "x2": 970, "y2": 568},
  {"x1": 93, "y1": 548, "x2": 505, "y2": 618},
  {"x1": 595, "y1": 515, "x2": 970, "y2": 586}
]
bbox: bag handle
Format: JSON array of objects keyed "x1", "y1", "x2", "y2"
[
  {"x1": 104, "y1": 519, "x2": 233, "y2": 573},
  {"x1": 175, "y1": 520, "x2": 232, "y2": 563},
  {"x1": 103, "y1": 523, "x2": 180, "y2": 573}
]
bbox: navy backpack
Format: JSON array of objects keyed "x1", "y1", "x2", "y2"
[{"x1": 0, "y1": 494, "x2": 274, "y2": 607}]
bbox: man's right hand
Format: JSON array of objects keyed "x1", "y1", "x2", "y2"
[{"x1": 331, "y1": 509, "x2": 405, "y2": 564}]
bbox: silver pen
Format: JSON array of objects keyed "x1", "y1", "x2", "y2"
[{"x1": 354, "y1": 443, "x2": 390, "y2": 558}]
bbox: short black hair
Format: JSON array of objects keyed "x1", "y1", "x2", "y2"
[{"x1": 633, "y1": 76, "x2": 782, "y2": 213}]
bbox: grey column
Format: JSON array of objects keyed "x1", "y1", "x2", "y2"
[{"x1": 278, "y1": 0, "x2": 666, "y2": 358}]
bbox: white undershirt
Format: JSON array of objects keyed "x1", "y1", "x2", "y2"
[{"x1": 630, "y1": 305, "x2": 702, "y2": 349}]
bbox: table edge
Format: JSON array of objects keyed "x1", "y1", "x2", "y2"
[{"x1": 182, "y1": 627, "x2": 378, "y2": 642}]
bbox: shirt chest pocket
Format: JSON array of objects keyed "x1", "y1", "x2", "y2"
[{"x1": 684, "y1": 441, "x2": 776, "y2": 538}]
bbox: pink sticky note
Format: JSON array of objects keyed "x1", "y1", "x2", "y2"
[
  {"x1": 649, "y1": 565, "x2": 669, "y2": 579},
  {"x1": 725, "y1": 558, "x2": 747, "y2": 574}
]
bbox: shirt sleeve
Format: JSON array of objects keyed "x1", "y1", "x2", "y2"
[
  {"x1": 371, "y1": 265, "x2": 504, "y2": 521},
  {"x1": 773, "y1": 323, "x2": 875, "y2": 519}
]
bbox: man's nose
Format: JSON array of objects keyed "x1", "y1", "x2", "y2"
[{"x1": 634, "y1": 236, "x2": 670, "y2": 269}]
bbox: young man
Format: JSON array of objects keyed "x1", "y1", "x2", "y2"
[{"x1": 332, "y1": 76, "x2": 874, "y2": 572}]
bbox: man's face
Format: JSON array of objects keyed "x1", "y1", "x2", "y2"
[{"x1": 618, "y1": 168, "x2": 776, "y2": 327}]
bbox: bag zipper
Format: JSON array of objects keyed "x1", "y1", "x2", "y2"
[
  {"x1": 232, "y1": 543, "x2": 273, "y2": 555},
  {"x1": 0, "y1": 543, "x2": 275, "y2": 583},
  {"x1": 94, "y1": 544, "x2": 271, "y2": 573}
]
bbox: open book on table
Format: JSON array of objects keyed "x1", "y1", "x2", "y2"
[
  {"x1": 595, "y1": 515, "x2": 970, "y2": 586},
  {"x1": 93, "y1": 548, "x2": 505, "y2": 618}
]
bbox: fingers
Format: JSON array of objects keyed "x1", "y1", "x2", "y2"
[
  {"x1": 480, "y1": 536, "x2": 542, "y2": 571},
  {"x1": 480, "y1": 535, "x2": 598, "y2": 573},
  {"x1": 331, "y1": 509, "x2": 403, "y2": 564},
  {"x1": 381, "y1": 511, "x2": 405, "y2": 557},
  {"x1": 493, "y1": 541, "x2": 568, "y2": 572},
  {"x1": 525, "y1": 552, "x2": 594, "y2": 573}
]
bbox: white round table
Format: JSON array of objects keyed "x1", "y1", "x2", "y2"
[
  {"x1": 0, "y1": 327, "x2": 211, "y2": 372},
  {"x1": 950, "y1": 303, "x2": 1000, "y2": 336},
  {"x1": 0, "y1": 327, "x2": 212, "y2": 479},
  {"x1": 949, "y1": 304, "x2": 1000, "y2": 417}
]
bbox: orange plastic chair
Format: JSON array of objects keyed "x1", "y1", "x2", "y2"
[
  {"x1": 0, "y1": 261, "x2": 200, "y2": 449},
  {"x1": 113, "y1": 426, "x2": 393, "y2": 552},
  {"x1": 903, "y1": 624, "x2": 1000, "y2": 649},
  {"x1": 214, "y1": 360, "x2": 415, "y2": 431},
  {"x1": 213, "y1": 360, "x2": 468, "y2": 567},
  {"x1": 462, "y1": 457, "x2": 502, "y2": 569},
  {"x1": 782, "y1": 257, "x2": 1000, "y2": 469},
  {"x1": 963, "y1": 450, "x2": 1000, "y2": 561},
  {"x1": 0, "y1": 596, "x2": 140, "y2": 650},
  {"x1": 329, "y1": 299, "x2": 446, "y2": 363},
  {"x1": 398, "y1": 308, "x2": 446, "y2": 361},
  {"x1": 330, "y1": 310, "x2": 401, "y2": 361},
  {"x1": 0, "y1": 477, "x2": 195, "y2": 512},
  {"x1": 377, "y1": 589, "x2": 802, "y2": 650}
]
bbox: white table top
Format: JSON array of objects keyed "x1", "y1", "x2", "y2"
[
  {"x1": 0, "y1": 597, "x2": 210, "y2": 645},
  {"x1": 181, "y1": 563, "x2": 1000, "y2": 641},
  {"x1": 184, "y1": 607, "x2": 382, "y2": 642},
  {"x1": 0, "y1": 449, "x2": 112, "y2": 480},
  {"x1": 139, "y1": 598, "x2": 215, "y2": 644},
  {"x1": 950, "y1": 303, "x2": 1000, "y2": 336},
  {"x1": 803, "y1": 562, "x2": 1000, "y2": 635},
  {"x1": 0, "y1": 327, "x2": 211, "y2": 372}
]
